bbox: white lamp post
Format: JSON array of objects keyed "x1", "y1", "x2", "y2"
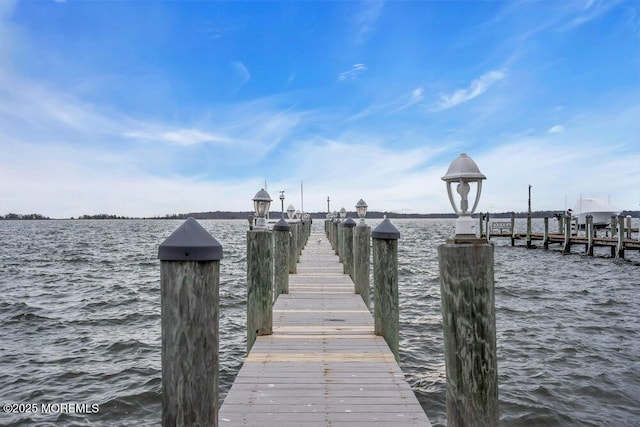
[
  {"x1": 252, "y1": 188, "x2": 272, "y2": 230},
  {"x1": 287, "y1": 205, "x2": 296, "y2": 221},
  {"x1": 279, "y1": 191, "x2": 285, "y2": 218},
  {"x1": 295, "y1": 210, "x2": 301, "y2": 220},
  {"x1": 339, "y1": 207, "x2": 347, "y2": 219},
  {"x1": 441, "y1": 153, "x2": 486, "y2": 238},
  {"x1": 356, "y1": 199, "x2": 368, "y2": 225}
]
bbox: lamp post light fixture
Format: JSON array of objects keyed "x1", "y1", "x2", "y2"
[
  {"x1": 279, "y1": 191, "x2": 285, "y2": 218},
  {"x1": 441, "y1": 152, "x2": 486, "y2": 238},
  {"x1": 295, "y1": 210, "x2": 302, "y2": 220},
  {"x1": 339, "y1": 207, "x2": 347, "y2": 219},
  {"x1": 287, "y1": 205, "x2": 296, "y2": 221},
  {"x1": 252, "y1": 188, "x2": 272, "y2": 230},
  {"x1": 356, "y1": 199, "x2": 368, "y2": 225}
]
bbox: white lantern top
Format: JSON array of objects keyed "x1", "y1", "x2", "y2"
[{"x1": 441, "y1": 153, "x2": 486, "y2": 182}]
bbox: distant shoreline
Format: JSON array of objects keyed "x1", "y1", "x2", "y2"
[{"x1": 3, "y1": 210, "x2": 639, "y2": 221}]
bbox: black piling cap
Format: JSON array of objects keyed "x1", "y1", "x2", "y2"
[
  {"x1": 273, "y1": 217, "x2": 291, "y2": 231},
  {"x1": 158, "y1": 217, "x2": 223, "y2": 261},
  {"x1": 343, "y1": 217, "x2": 357, "y2": 228},
  {"x1": 372, "y1": 217, "x2": 400, "y2": 240}
]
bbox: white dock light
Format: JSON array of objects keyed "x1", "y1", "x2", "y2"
[
  {"x1": 287, "y1": 204, "x2": 296, "y2": 220},
  {"x1": 339, "y1": 207, "x2": 347, "y2": 219},
  {"x1": 441, "y1": 153, "x2": 486, "y2": 237},
  {"x1": 295, "y1": 209, "x2": 302, "y2": 220},
  {"x1": 356, "y1": 199, "x2": 368, "y2": 224},
  {"x1": 252, "y1": 188, "x2": 272, "y2": 230}
]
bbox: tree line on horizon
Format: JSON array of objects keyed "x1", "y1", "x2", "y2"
[{"x1": 3, "y1": 210, "x2": 638, "y2": 221}]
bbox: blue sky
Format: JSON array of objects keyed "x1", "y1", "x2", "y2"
[{"x1": 1, "y1": 0, "x2": 638, "y2": 218}]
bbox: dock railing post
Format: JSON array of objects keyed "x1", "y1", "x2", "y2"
[
  {"x1": 342, "y1": 218, "x2": 356, "y2": 279},
  {"x1": 273, "y1": 218, "x2": 290, "y2": 296},
  {"x1": 354, "y1": 220, "x2": 371, "y2": 308},
  {"x1": 289, "y1": 221, "x2": 298, "y2": 274},
  {"x1": 479, "y1": 213, "x2": 484, "y2": 238},
  {"x1": 372, "y1": 217, "x2": 400, "y2": 362},
  {"x1": 543, "y1": 217, "x2": 549, "y2": 249},
  {"x1": 626, "y1": 215, "x2": 632, "y2": 239},
  {"x1": 563, "y1": 214, "x2": 571, "y2": 254},
  {"x1": 617, "y1": 216, "x2": 625, "y2": 259},
  {"x1": 247, "y1": 227, "x2": 273, "y2": 352},
  {"x1": 586, "y1": 215, "x2": 594, "y2": 256},
  {"x1": 159, "y1": 217, "x2": 222, "y2": 427}
]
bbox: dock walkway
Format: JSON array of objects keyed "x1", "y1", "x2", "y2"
[{"x1": 219, "y1": 231, "x2": 431, "y2": 426}]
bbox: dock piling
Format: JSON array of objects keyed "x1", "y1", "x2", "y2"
[
  {"x1": 353, "y1": 220, "x2": 371, "y2": 308},
  {"x1": 438, "y1": 239, "x2": 498, "y2": 427},
  {"x1": 563, "y1": 214, "x2": 572, "y2": 254},
  {"x1": 246, "y1": 228, "x2": 273, "y2": 352},
  {"x1": 586, "y1": 215, "x2": 594, "y2": 256},
  {"x1": 372, "y1": 217, "x2": 400, "y2": 362},
  {"x1": 273, "y1": 218, "x2": 290, "y2": 296},
  {"x1": 617, "y1": 216, "x2": 625, "y2": 258},
  {"x1": 342, "y1": 217, "x2": 356, "y2": 278},
  {"x1": 159, "y1": 217, "x2": 222, "y2": 427}
]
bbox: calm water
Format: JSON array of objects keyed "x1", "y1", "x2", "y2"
[{"x1": 0, "y1": 219, "x2": 638, "y2": 426}]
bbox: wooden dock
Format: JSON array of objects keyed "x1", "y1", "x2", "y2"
[{"x1": 219, "y1": 231, "x2": 431, "y2": 426}]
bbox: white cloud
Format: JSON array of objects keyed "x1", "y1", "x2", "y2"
[
  {"x1": 338, "y1": 64, "x2": 367, "y2": 81},
  {"x1": 431, "y1": 70, "x2": 506, "y2": 111},
  {"x1": 356, "y1": 0, "x2": 385, "y2": 44},
  {"x1": 548, "y1": 125, "x2": 564, "y2": 133},
  {"x1": 232, "y1": 61, "x2": 251, "y2": 89},
  {"x1": 125, "y1": 129, "x2": 233, "y2": 146}
]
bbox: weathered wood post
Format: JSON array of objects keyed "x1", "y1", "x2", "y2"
[
  {"x1": 510, "y1": 212, "x2": 516, "y2": 246},
  {"x1": 372, "y1": 217, "x2": 400, "y2": 362},
  {"x1": 610, "y1": 215, "x2": 617, "y2": 238},
  {"x1": 288, "y1": 221, "x2": 298, "y2": 274},
  {"x1": 438, "y1": 236, "x2": 498, "y2": 427},
  {"x1": 297, "y1": 218, "x2": 304, "y2": 259},
  {"x1": 247, "y1": 226, "x2": 273, "y2": 352},
  {"x1": 342, "y1": 217, "x2": 356, "y2": 279},
  {"x1": 563, "y1": 214, "x2": 572, "y2": 254},
  {"x1": 273, "y1": 218, "x2": 290, "y2": 297},
  {"x1": 337, "y1": 218, "x2": 345, "y2": 262},
  {"x1": 626, "y1": 215, "x2": 632, "y2": 239},
  {"x1": 478, "y1": 213, "x2": 484, "y2": 238},
  {"x1": 159, "y1": 217, "x2": 223, "y2": 427},
  {"x1": 354, "y1": 220, "x2": 371, "y2": 308},
  {"x1": 617, "y1": 216, "x2": 625, "y2": 259},
  {"x1": 586, "y1": 215, "x2": 594, "y2": 256},
  {"x1": 333, "y1": 219, "x2": 340, "y2": 255},
  {"x1": 557, "y1": 214, "x2": 564, "y2": 234},
  {"x1": 526, "y1": 215, "x2": 532, "y2": 248},
  {"x1": 485, "y1": 213, "x2": 490, "y2": 240},
  {"x1": 543, "y1": 217, "x2": 549, "y2": 249}
]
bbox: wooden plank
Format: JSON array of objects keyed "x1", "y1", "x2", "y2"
[{"x1": 219, "y1": 231, "x2": 431, "y2": 426}]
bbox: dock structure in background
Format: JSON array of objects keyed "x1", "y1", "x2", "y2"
[
  {"x1": 481, "y1": 213, "x2": 640, "y2": 259},
  {"x1": 219, "y1": 230, "x2": 431, "y2": 426}
]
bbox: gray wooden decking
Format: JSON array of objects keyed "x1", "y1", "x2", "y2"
[{"x1": 219, "y1": 231, "x2": 431, "y2": 426}]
